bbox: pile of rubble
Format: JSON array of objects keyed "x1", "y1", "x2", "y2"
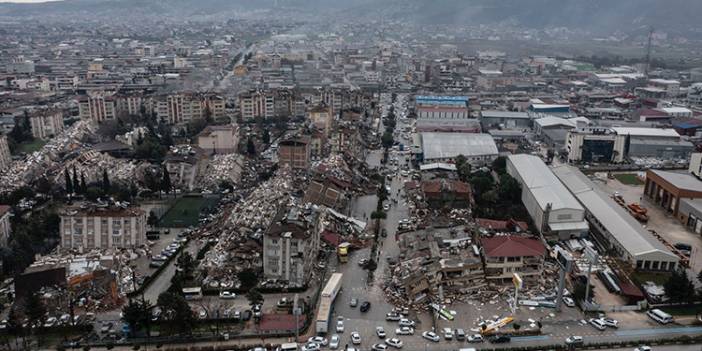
[
  {"x1": 0, "y1": 120, "x2": 96, "y2": 193},
  {"x1": 200, "y1": 153, "x2": 245, "y2": 189},
  {"x1": 53, "y1": 149, "x2": 140, "y2": 186},
  {"x1": 199, "y1": 171, "x2": 295, "y2": 285}
]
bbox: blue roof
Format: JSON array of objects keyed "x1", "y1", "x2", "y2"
[{"x1": 416, "y1": 95, "x2": 469, "y2": 106}]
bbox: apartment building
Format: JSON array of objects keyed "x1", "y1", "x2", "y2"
[
  {"x1": 60, "y1": 204, "x2": 146, "y2": 250},
  {"x1": 238, "y1": 89, "x2": 275, "y2": 120},
  {"x1": 77, "y1": 94, "x2": 117, "y2": 123},
  {"x1": 0, "y1": 135, "x2": 10, "y2": 172},
  {"x1": 28, "y1": 109, "x2": 64, "y2": 139},
  {"x1": 278, "y1": 138, "x2": 310, "y2": 170},
  {"x1": 197, "y1": 124, "x2": 239, "y2": 154},
  {"x1": 480, "y1": 235, "x2": 546, "y2": 284},
  {"x1": 262, "y1": 206, "x2": 321, "y2": 287},
  {"x1": 0, "y1": 205, "x2": 11, "y2": 249},
  {"x1": 308, "y1": 104, "x2": 333, "y2": 137}
]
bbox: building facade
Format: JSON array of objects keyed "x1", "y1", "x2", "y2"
[
  {"x1": 278, "y1": 139, "x2": 310, "y2": 170},
  {"x1": 480, "y1": 235, "x2": 546, "y2": 284},
  {"x1": 197, "y1": 125, "x2": 239, "y2": 154},
  {"x1": 0, "y1": 135, "x2": 10, "y2": 172},
  {"x1": 78, "y1": 94, "x2": 117, "y2": 123},
  {"x1": 0, "y1": 205, "x2": 11, "y2": 249},
  {"x1": 644, "y1": 169, "x2": 702, "y2": 217},
  {"x1": 415, "y1": 95, "x2": 469, "y2": 119},
  {"x1": 29, "y1": 109, "x2": 64, "y2": 139},
  {"x1": 60, "y1": 205, "x2": 146, "y2": 250}
]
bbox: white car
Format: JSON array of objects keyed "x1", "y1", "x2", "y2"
[
  {"x1": 336, "y1": 318, "x2": 345, "y2": 333},
  {"x1": 219, "y1": 291, "x2": 236, "y2": 299},
  {"x1": 386, "y1": 312, "x2": 401, "y2": 321},
  {"x1": 44, "y1": 317, "x2": 57, "y2": 328},
  {"x1": 376, "y1": 326, "x2": 386, "y2": 338},
  {"x1": 589, "y1": 318, "x2": 606, "y2": 331},
  {"x1": 562, "y1": 296, "x2": 575, "y2": 307},
  {"x1": 467, "y1": 334, "x2": 483, "y2": 343},
  {"x1": 301, "y1": 343, "x2": 320, "y2": 351},
  {"x1": 307, "y1": 336, "x2": 328, "y2": 346},
  {"x1": 351, "y1": 331, "x2": 362, "y2": 345},
  {"x1": 385, "y1": 338, "x2": 403, "y2": 348},
  {"x1": 398, "y1": 319, "x2": 415, "y2": 327},
  {"x1": 395, "y1": 327, "x2": 414, "y2": 335},
  {"x1": 422, "y1": 331, "x2": 440, "y2": 342},
  {"x1": 602, "y1": 317, "x2": 619, "y2": 328},
  {"x1": 634, "y1": 346, "x2": 652, "y2": 351},
  {"x1": 372, "y1": 343, "x2": 387, "y2": 351},
  {"x1": 329, "y1": 335, "x2": 340, "y2": 349},
  {"x1": 442, "y1": 327, "x2": 453, "y2": 340},
  {"x1": 565, "y1": 336, "x2": 584, "y2": 345}
]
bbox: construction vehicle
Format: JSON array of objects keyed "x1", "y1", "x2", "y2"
[
  {"x1": 627, "y1": 203, "x2": 649, "y2": 222},
  {"x1": 337, "y1": 242, "x2": 351, "y2": 263},
  {"x1": 479, "y1": 316, "x2": 514, "y2": 335}
]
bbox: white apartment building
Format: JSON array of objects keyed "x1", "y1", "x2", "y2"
[
  {"x1": 78, "y1": 94, "x2": 117, "y2": 123},
  {"x1": 262, "y1": 207, "x2": 321, "y2": 287},
  {"x1": 29, "y1": 109, "x2": 64, "y2": 139},
  {"x1": 0, "y1": 205, "x2": 11, "y2": 249},
  {"x1": 0, "y1": 135, "x2": 10, "y2": 172},
  {"x1": 60, "y1": 204, "x2": 146, "y2": 250},
  {"x1": 238, "y1": 90, "x2": 275, "y2": 120}
]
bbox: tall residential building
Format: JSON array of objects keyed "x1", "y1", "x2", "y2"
[
  {"x1": 308, "y1": 104, "x2": 333, "y2": 137},
  {"x1": 153, "y1": 93, "x2": 225, "y2": 125},
  {"x1": 28, "y1": 109, "x2": 64, "y2": 139},
  {"x1": 77, "y1": 94, "x2": 116, "y2": 123},
  {"x1": 262, "y1": 207, "x2": 321, "y2": 287},
  {"x1": 238, "y1": 90, "x2": 275, "y2": 121},
  {"x1": 0, "y1": 135, "x2": 11, "y2": 172},
  {"x1": 0, "y1": 205, "x2": 11, "y2": 249},
  {"x1": 278, "y1": 139, "x2": 310, "y2": 170},
  {"x1": 60, "y1": 204, "x2": 146, "y2": 250}
]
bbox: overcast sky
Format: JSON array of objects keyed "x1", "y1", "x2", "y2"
[{"x1": 0, "y1": 0, "x2": 63, "y2": 3}]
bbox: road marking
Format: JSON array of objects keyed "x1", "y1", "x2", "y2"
[{"x1": 615, "y1": 326, "x2": 702, "y2": 336}]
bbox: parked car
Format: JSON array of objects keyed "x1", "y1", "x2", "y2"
[
  {"x1": 385, "y1": 338, "x2": 403, "y2": 348},
  {"x1": 588, "y1": 318, "x2": 606, "y2": 331},
  {"x1": 398, "y1": 319, "x2": 415, "y2": 327},
  {"x1": 372, "y1": 343, "x2": 387, "y2": 351},
  {"x1": 351, "y1": 332, "x2": 362, "y2": 345},
  {"x1": 634, "y1": 346, "x2": 652, "y2": 351},
  {"x1": 455, "y1": 329, "x2": 466, "y2": 341},
  {"x1": 336, "y1": 318, "x2": 345, "y2": 333},
  {"x1": 562, "y1": 296, "x2": 575, "y2": 307},
  {"x1": 301, "y1": 342, "x2": 320, "y2": 351},
  {"x1": 442, "y1": 328, "x2": 453, "y2": 340},
  {"x1": 360, "y1": 301, "x2": 371, "y2": 312},
  {"x1": 386, "y1": 312, "x2": 401, "y2": 321},
  {"x1": 329, "y1": 335, "x2": 340, "y2": 349},
  {"x1": 376, "y1": 326, "x2": 386, "y2": 338},
  {"x1": 421, "y1": 331, "x2": 440, "y2": 342},
  {"x1": 602, "y1": 318, "x2": 619, "y2": 328},
  {"x1": 565, "y1": 336, "x2": 584, "y2": 345},
  {"x1": 308, "y1": 336, "x2": 328, "y2": 346},
  {"x1": 395, "y1": 327, "x2": 414, "y2": 335},
  {"x1": 467, "y1": 334, "x2": 484, "y2": 343},
  {"x1": 350, "y1": 298, "x2": 358, "y2": 307},
  {"x1": 219, "y1": 291, "x2": 236, "y2": 299}
]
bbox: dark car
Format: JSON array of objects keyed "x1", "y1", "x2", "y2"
[
  {"x1": 489, "y1": 335, "x2": 511, "y2": 343},
  {"x1": 360, "y1": 301, "x2": 371, "y2": 312},
  {"x1": 242, "y1": 310, "x2": 252, "y2": 321}
]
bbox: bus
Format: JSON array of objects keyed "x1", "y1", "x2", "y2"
[
  {"x1": 276, "y1": 343, "x2": 299, "y2": 351},
  {"x1": 316, "y1": 273, "x2": 343, "y2": 334},
  {"x1": 647, "y1": 309, "x2": 673, "y2": 324},
  {"x1": 182, "y1": 287, "x2": 203, "y2": 301}
]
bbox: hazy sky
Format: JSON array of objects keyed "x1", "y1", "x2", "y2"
[{"x1": 0, "y1": 0, "x2": 63, "y2": 2}]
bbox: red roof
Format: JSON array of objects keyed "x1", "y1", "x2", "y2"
[
  {"x1": 321, "y1": 230, "x2": 342, "y2": 247},
  {"x1": 258, "y1": 313, "x2": 306, "y2": 331},
  {"x1": 476, "y1": 218, "x2": 529, "y2": 232},
  {"x1": 480, "y1": 236, "x2": 545, "y2": 258}
]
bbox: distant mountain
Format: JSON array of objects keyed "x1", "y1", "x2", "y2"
[{"x1": 1, "y1": 0, "x2": 700, "y2": 35}]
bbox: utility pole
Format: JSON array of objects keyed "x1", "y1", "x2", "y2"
[{"x1": 644, "y1": 27, "x2": 654, "y2": 78}]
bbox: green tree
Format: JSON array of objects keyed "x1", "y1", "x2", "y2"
[
  {"x1": 381, "y1": 132, "x2": 393, "y2": 149},
  {"x1": 161, "y1": 166, "x2": 172, "y2": 195},
  {"x1": 664, "y1": 269, "x2": 696, "y2": 303},
  {"x1": 238, "y1": 269, "x2": 259, "y2": 290},
  {"x1": 157, "y1": 292, "x2": 195, "y2": 335},
  {"x1": 176, "y1": 252, "x2": 195, "y2": 279},
  {"x1": 80, "y1": 172, "x2": 88, "y2": 194},
  {"x1": 470, "y1": 173, "x2": 494, "y2": 196},
  {"x1": 25, "y1": 292, "x2": 46, "y2": 329},
  {"x1": 492, "y1": 156, "x2": 507, "y2": 174},
  {"x1": 371, "y1": 211, "x2": 387, "y2": 220},
  {"x1": 102, "y1": 169, "x2": 111, "y2": 193},
  {"x1": 246, "y1": 137, "x2": 256, "y2": 156},
  {"x1": 121, "y1": 298, "x2": 152, "y2": 337},
  {"x1": 72, "y1": 166, "x2": 79, "y2": 193},
  {"x1": 498, "y1": 174, "x2": 521, "y2": 202},
  {"x1": 64, "y1": 169, "x2": 73, "y2": 194},
  {"x1": 147, "y1": 211, "x2": 159, "y2": 227},
  {"x1": 262, "y1": 129, "x2": 271, "y2": 144},
  {"x1": 246, "y1": 288, "x2": 264, "y2": 307}
]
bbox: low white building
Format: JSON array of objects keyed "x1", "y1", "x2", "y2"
[
  {"x1": 506, "y1": 154, "x2": 588, "y2": 239},
  {"x1": 60, "y1": 204, "x2": 146, "y2": 250},
  {"x1": 418, "y1": 132, "x2": 498, "y2": 166}
]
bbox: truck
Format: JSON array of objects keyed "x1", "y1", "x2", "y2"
[
  {"x1": 316, "y1": 273, "x2": 343, "y2": 334},
  {"x1": 337, "y1": 242, "x2": 350, "y2": 263}
]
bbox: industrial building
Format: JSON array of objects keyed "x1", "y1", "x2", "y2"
[
  {"x1": 416, "y1": 132, "x2": 498, "y2": 166},
  {"x1": 566, "y1": 127, "x2": 694, "y2": 163},
  {"x1": 644, "y1": 169, "x2": 702, "y2": 218},
  {"x1": 416, "y1": 118, "x2": 481, "y2": 133},
  {"x1": 415, "y1": 95, "x2": 469, "y2": 119},
  {"x1": 691, "y1": 153, "x2": 702, "y2": 179},
  {"x1": 553, "y1": 166, "x2": 679, "y2": 271},
  {"x1": 506, "y1": 154, "x2": 589, "y2": 239},
  {"x1": 480, "y1": 110, "x2": 531, "y2": 130}
]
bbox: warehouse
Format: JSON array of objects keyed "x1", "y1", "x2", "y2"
[
  {"x1": 644, "y1": 169, "x2": 702, "y2": 217},
  {"x1": 553, "y1": 166, "x2": 679, "y2": 271},
  {"x1": 417, "y1": 132, "x2": 498, "y2": 166},
  {"x1": 480, "y1": 110, "x2": 531, "y2": 130},
  {"x1": 415, "y1": 95, "x2": 469, "y2": 119},
  {"x1": 506, "y1": 154, "x2": 588, "y2": 239}
]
